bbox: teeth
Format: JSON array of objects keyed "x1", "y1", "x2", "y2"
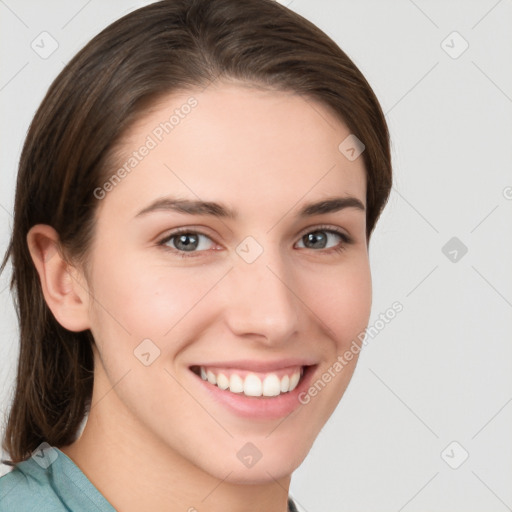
[
  {"x1": 229, "y1": 374, "x2": 244, "y2": 393},
  {"x1": 216, "y1": 373, "x2": 229, "y2": 390},
  {"x1": 198, "y1": 366, "x2": 305, "y2": 397},
  {"x1": 262, "y1": 374, "x2": 281, "y2": 397},
  {"x1": 289, "y1": 371, "x2": 300, "y2": 391},
  {"x1": 244, "y1": 374, "x2": 262, "y2": 396},
  {"x1": 206, "y1": 370, "x2": 217, "y2": 385},
  {"x1": 280, "y1": 375, "x2": 290, "y2": 393}
]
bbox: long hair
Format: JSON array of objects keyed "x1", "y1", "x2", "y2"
[{"x1": 1, "y1": 0, "x2": 392, "y2": 465}]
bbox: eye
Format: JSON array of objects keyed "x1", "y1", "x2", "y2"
[
  {"x1": 159, "y1": 230, "x2": 216, "y2": 253},
  {"x1": 295, "y1": 228, "x2": 349, "y2": 251},
  {"x1": 157, "y1": 226, "x2": 351, "y2": 258}
]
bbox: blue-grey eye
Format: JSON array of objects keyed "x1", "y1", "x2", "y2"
[
  {"x1": 165, "y1": 232, "x2": 214, "y2": 252},
  {"x1": 297, "y1": 230, "x2": 343, "y2": 250}
]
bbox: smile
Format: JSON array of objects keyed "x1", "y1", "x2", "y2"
[
  {"x1": 189, "y1": 360, "x2": 317, "y2": 419},
  {"x1": 193, "y1": 365, "x2": 304, "y2": 397}
]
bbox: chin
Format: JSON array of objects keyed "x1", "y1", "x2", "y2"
[
  {"x1": 206, "y1": 438, "x2": 311, "y2": 485},
  {"x1": 222, "y1": 462, "x2": 299, "y2": 485}
]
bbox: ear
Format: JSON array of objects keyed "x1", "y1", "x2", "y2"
[{"x1": 27, "y1": 224, "x2": 91, "y2": 332}]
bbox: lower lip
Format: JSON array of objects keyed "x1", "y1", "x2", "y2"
[{"x1": 192, "y1": 366, "x2": 317, "y2": 420}]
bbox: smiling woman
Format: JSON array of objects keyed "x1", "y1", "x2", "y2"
[{"x1": 0, "y1": 1, "x2": 391, "y2": 511}]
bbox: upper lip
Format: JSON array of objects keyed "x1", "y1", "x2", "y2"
[{"x1": 190, "y1": 358, "x2": 318, "y2": 373}]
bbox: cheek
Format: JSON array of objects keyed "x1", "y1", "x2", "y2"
[
  {"x1": 306, "y1": 255, "x2": 372, "y2": 348},
  {"x1": 87, "y1": 248, "x2": 221, "y2": 342},
  {"x1": 291, "y1": 257, "x2": 371, "y2": 435}
]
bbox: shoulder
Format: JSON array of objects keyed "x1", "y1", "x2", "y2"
[
  {"x1": 1, "y1": 444, "x2": 116, "y2": 512},
  {"x1": 0, "y1": 456, "x2": 66, "y2": 512}
]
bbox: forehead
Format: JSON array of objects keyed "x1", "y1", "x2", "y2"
[{"x1": 99, "y1": 82, "x2": 366, "y2": 220}]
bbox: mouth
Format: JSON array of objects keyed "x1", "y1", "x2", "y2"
[
  {"x1": 189, "y1": 361, "x2": 318, "y2": 419},
  {"x1": 189, "y1": 364, "x2": 313, "y2": 398}
]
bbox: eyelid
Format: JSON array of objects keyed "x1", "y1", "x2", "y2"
[
  {"x1": 296, "y1": 224, "x2": 352, "y2": 244},
  {"x1": 158, "y1": 227, "x2": 218, "y2": 250}
]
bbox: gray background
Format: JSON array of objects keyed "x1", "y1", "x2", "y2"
[{"x1": 1, "y1": 1, "x2": 511, "y2": 511}]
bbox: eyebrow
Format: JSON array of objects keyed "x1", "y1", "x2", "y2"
[{"x1": 135, "y1": 195, "x2": 365, "y2": 219}]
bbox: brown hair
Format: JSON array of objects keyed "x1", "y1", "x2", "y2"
[{"x1": 1, "y1": 0, "x2": 391, "y2": 465}]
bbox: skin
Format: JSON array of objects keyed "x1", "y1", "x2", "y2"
[{"x1": 28, "y1": 81, "x2": 371, "y2": 512}]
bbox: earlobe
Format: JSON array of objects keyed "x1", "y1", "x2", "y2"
[{"x1": 27, "y1": 224, "x2": 91, "y2": 332}]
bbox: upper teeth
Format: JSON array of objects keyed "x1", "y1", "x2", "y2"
[{"x1": 199, "y1": 366, "x2": 303, "y2": 397}]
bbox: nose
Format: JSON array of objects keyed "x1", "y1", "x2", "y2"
[{"x1": 222, "y1": 246, "x2": 300, "y2": 347}]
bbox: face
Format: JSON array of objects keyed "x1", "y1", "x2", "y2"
[{"x1": 83, "y1": 82, "x2": 371, "y2": 483}]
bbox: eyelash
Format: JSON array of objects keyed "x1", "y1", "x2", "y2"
[{"x1": 157, "y1": 225, "x2": 353, "y2": 259}]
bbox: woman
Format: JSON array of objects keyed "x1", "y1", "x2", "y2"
[{"x1": 0, "y1": 0, "x2": 391, "y2": 510}]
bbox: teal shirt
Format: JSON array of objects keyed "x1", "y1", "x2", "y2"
[
  {"x1": 0, "y1": 445, "x2": 299, "y2": 511},
  {"x1": 0, "y1": 446, "x2": 116, "y2": 511}
]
